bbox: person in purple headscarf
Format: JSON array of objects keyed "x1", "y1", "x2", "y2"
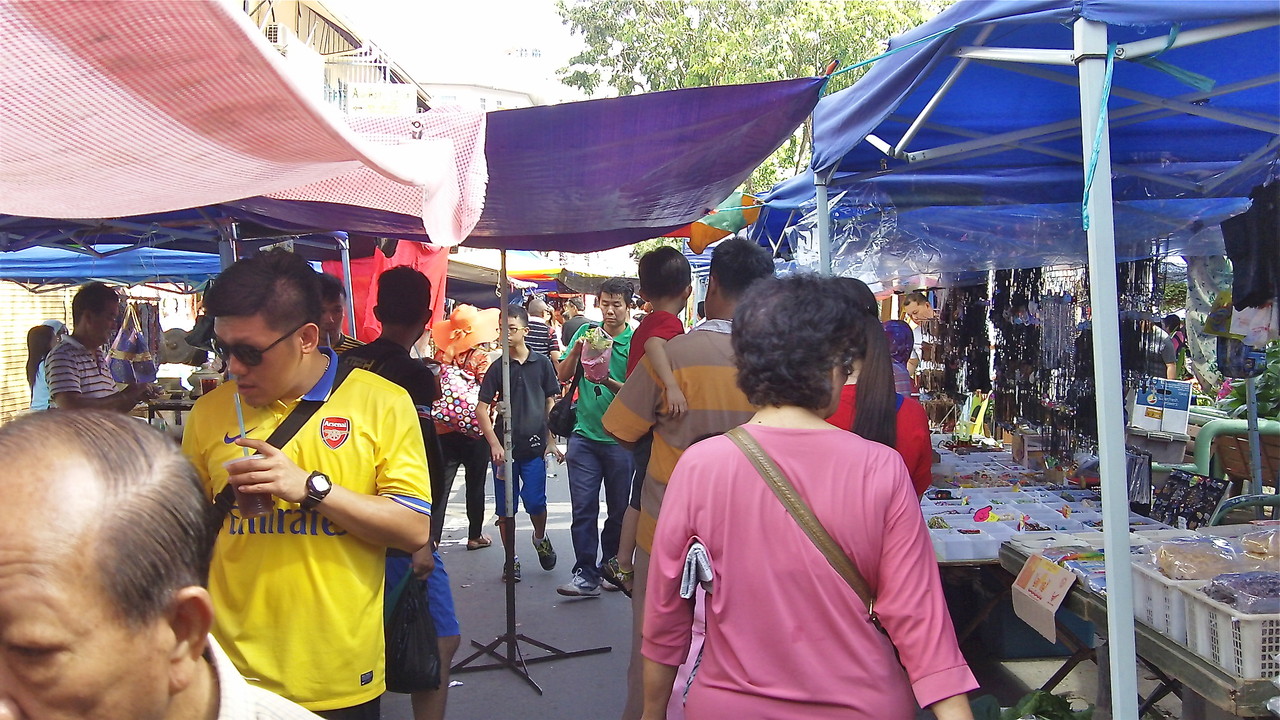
[{"x1": 883, "y1": 320, "x2": 916, "y2": 396}]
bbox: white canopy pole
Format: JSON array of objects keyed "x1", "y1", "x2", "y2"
[
  {"x1": 336, "y1": 232, "x2": 356, "y2": 335},
  {"x1": 815, "y1": 171, "x2": 833, "y2": 275},
  {"x1": 1075, "y1": 18, "x2": 1139, "y2": 719}
]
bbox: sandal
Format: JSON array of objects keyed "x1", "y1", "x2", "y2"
[{"x1": 466, "y1": 535, "x2": 492, "y2": 551}]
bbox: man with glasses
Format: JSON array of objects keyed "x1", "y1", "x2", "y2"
[{"x1": 181, "y1": 250, "x2": 432, "y2": 719}]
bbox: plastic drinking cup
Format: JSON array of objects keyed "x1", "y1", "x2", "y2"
[{"x1": 222, "y1": 454, "x2": 273, "y2": 517}]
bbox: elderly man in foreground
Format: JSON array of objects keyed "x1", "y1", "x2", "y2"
[{"x1": 0, "y1": 410, "x2": 320, "y2": 719}]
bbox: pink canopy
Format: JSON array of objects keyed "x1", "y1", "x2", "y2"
[{"x1": 0, "y1": 0, "x2": 485, "y2": 245}]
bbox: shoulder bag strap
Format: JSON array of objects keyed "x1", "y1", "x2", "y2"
[
  {"x1": 213, "y1": 362, "x2": 356, "y2": 514},
  {"x1": 725, "y1": 426, "x2": 886, "y2": 633}
]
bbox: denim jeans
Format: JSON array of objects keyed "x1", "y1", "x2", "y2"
[{"x1": 566, "y1": 433, "x2": 633, "y2": 584}]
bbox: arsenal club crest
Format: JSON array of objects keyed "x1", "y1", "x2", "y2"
[{"x1": 320, "y1": 417, "x2": 350, "y2": 449}]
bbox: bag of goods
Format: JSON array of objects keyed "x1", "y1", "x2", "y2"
[
  {"x1": 1203, "y1": 572, "x2": 1280, "y2": 614},
  {"x1": 579, "y1": 327, "x2": 614, "y2": 384},
  {"x1": 1241, "y1": 529, "x2": 1280, "y2": 559},
  {"x1": 108, "y1": 304, "x2": 158, "y2": 384},
  {"x1": 1146, "y1": 537, "x2": 1265, "y2": 580}
]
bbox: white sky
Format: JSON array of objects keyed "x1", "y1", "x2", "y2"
[{"x1": 323, "y1": 0, "x2": 583, "y2": 85}]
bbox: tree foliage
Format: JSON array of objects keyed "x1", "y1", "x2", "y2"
[
  {"x1": 556, "y1": 0, "x2": 942, "y2": 191},
  {"x1": 629, "y1": 236, "x2": 684, "y2": 261}
]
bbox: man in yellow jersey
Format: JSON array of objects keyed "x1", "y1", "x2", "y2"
[{"x1": 182, "y1": 250, "x2": 432, "y2": 719}]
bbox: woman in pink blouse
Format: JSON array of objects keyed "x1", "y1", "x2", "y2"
[{"x1": 642, "y1": 274, "x2": 977, "y2": 720}]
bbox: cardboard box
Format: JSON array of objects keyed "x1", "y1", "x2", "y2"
[
  {"x1": 1129, "y1": 379, "x2": 1193, "y2": 434},
  {"x1": 1012, "y1": 430, "x2": 1048, "y2": 467}
]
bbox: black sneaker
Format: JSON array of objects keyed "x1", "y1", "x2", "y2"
[
  {"x1": 533, "y1": 535, "x2": 557, "y2": 571},
  {"x1": 502, "y1": 556, "x2": 522, "y2": 583}
]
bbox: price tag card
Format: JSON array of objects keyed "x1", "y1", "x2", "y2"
[{"x1": 1011, "y1": 553, "x2": 1078, "y2": 642}]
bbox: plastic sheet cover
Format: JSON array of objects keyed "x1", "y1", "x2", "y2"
[{"x1": 774, "y1": 181, "x2": 1246, "y2": 288}]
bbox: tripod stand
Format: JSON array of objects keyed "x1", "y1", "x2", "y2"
[{"x1": 450, "y1": 251, "x2": 612, "y2": 694}]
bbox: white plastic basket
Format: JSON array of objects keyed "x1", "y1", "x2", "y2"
[
  {"x1": 1183, "y1": 587, "x2": 1280, "y2": 678},
  {"x1": 1130, "y1": 562, "x2": 1201, "y2": 645}
]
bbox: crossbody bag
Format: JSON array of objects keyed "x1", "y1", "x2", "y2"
[
  {"x1": 725, "y1": 426, "x2": 889, "y2": 637},
  {"x1": 212, "y1": 363, "x2": 355, "y2": 517}
]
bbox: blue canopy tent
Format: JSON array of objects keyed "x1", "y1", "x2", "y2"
[
  {"x1": 755, "y1": 2, "x2": 1279, "y2": 714},
  {"x1": 0, "y1": 243, "x2": 223, "y2": 291}
]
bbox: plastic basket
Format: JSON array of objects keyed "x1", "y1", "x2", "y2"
[
  {"x1": 1131, "y1": 562, "x2": 1200, "y2": 644},
  {"x1": 1183, "y1": 587, "x2": 1280, "y2": 678}
]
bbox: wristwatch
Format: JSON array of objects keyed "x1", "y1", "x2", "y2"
[{"x1": 301, "y1": 471, "x2": 332, "y2": 511}]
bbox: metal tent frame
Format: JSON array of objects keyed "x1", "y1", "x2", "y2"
[{"x1": 811, "y1": 13, "x2": 1279, "y2": 718}]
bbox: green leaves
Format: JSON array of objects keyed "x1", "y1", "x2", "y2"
[
  {"x1": 555, "y1": 0, "x2": 941, "y2": 190},
  {"x1": 1222, "y1": 340, "x2": 1280, "y2": 419}
]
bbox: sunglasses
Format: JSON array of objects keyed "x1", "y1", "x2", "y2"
[{"x1": 213, "y1": 322, "x2": 306, "y2": 367}]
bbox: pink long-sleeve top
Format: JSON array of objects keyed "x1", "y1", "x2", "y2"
[{"x1": 644, "y1": 425, "x2": 977, "y2": 719}]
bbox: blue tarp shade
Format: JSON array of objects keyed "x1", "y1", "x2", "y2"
[
  {"x1": 754, "y1": 0, "x2": 1279, "y2": 279},
  {"x1": 229, "y1": 77, "x2": 825, "y2": 252},
  {"x1": 0, "y1": 243, "x2": 222, "y2": 288}
]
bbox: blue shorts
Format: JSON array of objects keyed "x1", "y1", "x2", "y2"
[
  {"x1": 385, "y1": 551, "x2": 460, "y2": 637},
  {"x1": 493, "y1": 455, "x2": 548, "y2": 517}
]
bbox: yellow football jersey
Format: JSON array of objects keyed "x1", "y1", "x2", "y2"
[{"x1": 182, "y1": 355, "x2": 430, "y2": 711}]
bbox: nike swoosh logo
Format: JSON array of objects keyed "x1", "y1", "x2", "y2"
[{"x1": 224, "y1": 430, "x2": 256, "y2": 444}]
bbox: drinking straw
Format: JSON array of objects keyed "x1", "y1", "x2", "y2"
[{"x1": 233, "y1": 391, "x2": 251, "y2": 458}]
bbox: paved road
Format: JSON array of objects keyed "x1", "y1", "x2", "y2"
[{"x1": 383, "y1": 454, "x2": 636, "y2": 720}]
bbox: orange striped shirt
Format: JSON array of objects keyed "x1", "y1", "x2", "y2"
[{"x1": 603, "y1": 321, "x2": 755, "y2": 552}]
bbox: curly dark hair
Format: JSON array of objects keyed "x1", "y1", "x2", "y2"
[
  {"x1": 203, "y1": 249, "x2": 321, "y2": 332},
  {"x1": 732, "y1": 273, "x2": 865, "y2": 411}
]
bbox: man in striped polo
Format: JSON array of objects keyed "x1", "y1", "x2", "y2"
[
  {"x1": 603, "y1": 236, "x2": 775, "y2": 719},
  {"x1": 46, "y1": 281, "x2": 153, "y2": 412}
]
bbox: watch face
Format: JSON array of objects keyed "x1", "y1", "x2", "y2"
[{"x1": 311, "y1": 473, "x2": 332, "y2": 493}]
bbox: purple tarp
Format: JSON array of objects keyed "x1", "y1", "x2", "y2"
[{"x1": 231, "y1": 77, "x2": 825, "y2": 252}]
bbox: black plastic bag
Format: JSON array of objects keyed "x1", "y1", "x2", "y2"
[{"x1": 384, "y1": 571, "x2": 440, "y2": 693}]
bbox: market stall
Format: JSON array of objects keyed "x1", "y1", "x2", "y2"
[{"x1": 747, "y1": 3, "x2": 1279, "y2": 715}]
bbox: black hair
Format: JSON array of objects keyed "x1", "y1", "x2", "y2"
[
  {"x1": 507, "y1": 304, "x2": 530, "y2": 326},
  {"x1": 842, "y1": 277, "x2": 879, "y2": 317},
  {"x1": 903, "y1": 291, "x2": 929, "y2": 307},
  {"x1": 317, "y1": 272, "x2": 347, "y2": 304},
  {"x1": 0, "y1": 411, "x2": 217, "y2": 627},
  {"x1": 1162, "y1": 314, "x2": 1182, "y2": 333},
  {"x1": 598, "y1": 277, "x2": 635, "y2": 305},
  {"x1": 71, "y1": 281, "x2": 121, "y2": 325},
  {"x1": 203, "y1": 249, "x2": 322, "y2": 331},
  {"x1": 733, "y1": 274, "x2": 863, "y2": 411},
  {"x1": 710, "y1": 237, "x2": 774, "y2": 300},
  {"x1": 376, "y1": 266, "x2": 432, "y2": 326},
  {"x1": 638, "y1": 246, "x2": 692, "y2": 300},
  {"x1": 834, "y1": 278, "x2": 896, "y2": 447},
  {"x1": 696, "y1": 301, "x2": 706, "y2": 320}
]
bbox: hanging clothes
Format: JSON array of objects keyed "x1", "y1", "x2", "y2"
[{"x1": 1221, "y1": 182, "x2": 1280, "y2": 311}]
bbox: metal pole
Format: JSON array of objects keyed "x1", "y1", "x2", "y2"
[
  {"x1": 1244, "y1": 376, "x2": 1264, "y2": 497},
  {"x1": 218, "y1": 222, "x2": 239, "y2": 269},
  {"x1": 815, "y1": 172, "x2": 833, "y2": 276},
  {"x1": 1076, "y1": 19, "x2": 1139, "y2": 720},
  {"x1": 499, "y1": 250, "x2": 516, "y2": 629},
  {"x1": 336, "y1": 232, "x2": 356, "y2": 336}
]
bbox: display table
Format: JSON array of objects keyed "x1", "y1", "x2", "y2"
[{"x1": 998, "y1": 544, "x2": 1277, "y2": 719}]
